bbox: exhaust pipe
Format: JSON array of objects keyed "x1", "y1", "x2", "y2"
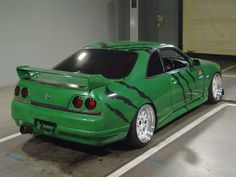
[{"x1": 20, "y1": 124, "x2": 33, "y2": 134}]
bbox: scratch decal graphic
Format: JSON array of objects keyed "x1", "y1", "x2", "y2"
[
  {"x1": 98, "y1": 42, "x2": 108, "y2": 48},
  {"x1": 108, "y1": 43, "x2": 156, "y2": 48},
  {"x1": 118, "y1": 81, "x2": 152, "y2": 102},
  {"x1": 178, "y1": 72, "x2": 193, "y2": 99},
  {"x1": 186, "y1": 70, "x2": 196, "y2": 84},
  {"x1": 128, "y1": 48, "x2": 153, "y2": 54},
  {"x1": 171, "y1": 74, "x2": 187, "y2": 102},
  {"x1": 105, "y1": 87, "x2": 138, "y2": 109},
  {"x1": 114, "y1": 46, "x2": 153, "y2": 49},
  {"x1": 105, "y1": 103, "x2": 129, "y2": 123},
  {"x1": 113, "y1": 46, "x2": 153, "y2": 50}
]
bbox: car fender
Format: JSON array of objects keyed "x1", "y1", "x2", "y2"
[{"x1": 200, "y1": 59, "x2": 221, "y2": 91}]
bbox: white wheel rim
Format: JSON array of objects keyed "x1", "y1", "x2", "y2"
[
  {"x1": 212, "y1": 73, "x2": 222, "y2": 101},
  {"x1": 136, "y1": 105, "x2": 155, "y2": 143}
]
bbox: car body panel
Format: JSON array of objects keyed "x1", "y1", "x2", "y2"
[{"x1": 11, "y1": 41, "x2": 221, "y2": 146}]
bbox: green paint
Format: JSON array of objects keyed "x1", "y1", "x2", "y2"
[{"x1": 11, "y1": 41, "x2": 221, "y2": 146}]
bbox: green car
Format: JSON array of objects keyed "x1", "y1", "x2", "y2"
[{"x1": 11, "y1": 41, "x2": 223, "y2": 147}]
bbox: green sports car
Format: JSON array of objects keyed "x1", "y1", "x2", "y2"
[{"x1": 11, "y1": 41, "x2": 223, "y2": 147}]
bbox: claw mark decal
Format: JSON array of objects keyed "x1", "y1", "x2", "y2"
[
  {"x1": 186, "y1": 70, "x2": 196, "y2": 85},
  {"x1": 118, "y1": 81, "x2": 152, "y2": 102},
  {"x1": 105, "y1": 103, "x2": 129, "y2": 123},
  {"x1": 129, "y1": 48, "x2": 153, "y2": 54},
  {"x1": 108, "y1": 43, "x2": 156, "y2": 48},
  {"x1": 114, "y1": 46, "x2": 153, "y2": 53},
  {"x1": 178, "y1": 72, "x2": 193, "y2": 99},
  {"x1": 171, "y1": 74, "x2": 187, "y2": 102},
  {"x1": 98, "y1": 42, "x2": 108, "y2": 48},
  {"x1": 114, "y1": 46, "x2": 153, "y2": 50},
  {"x1": 97, "y1": 43, "x2": 154, "y2": 54},
  {"x1": 105, "y1": 87, "x2": 138, "y2": 109}
]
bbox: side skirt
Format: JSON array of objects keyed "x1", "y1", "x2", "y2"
[{"x1": 157, "y1": 95, "x2": 207, "y2": 129}]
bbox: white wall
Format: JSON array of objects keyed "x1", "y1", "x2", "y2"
[{"x1": 0, "y1": 0, "x2": 128, "y2": 87}]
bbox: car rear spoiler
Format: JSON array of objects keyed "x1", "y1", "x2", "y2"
[{"x1": 16, "y1": 65, "x2": 111, "y2": 91}]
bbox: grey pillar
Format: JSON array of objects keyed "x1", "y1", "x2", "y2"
[{"x1": 130, "y1": 0, "x2": 139, "y2": 41}]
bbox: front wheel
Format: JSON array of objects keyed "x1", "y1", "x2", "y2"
[
  {"x1": 208, "y1": 73, "x2": 223, "y2": 104},
  {"x1": 127, "y1": 104, "x2": 156, "y2": 148}
]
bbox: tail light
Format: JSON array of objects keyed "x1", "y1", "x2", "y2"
[
  {"x1": 85, "y1": 98, "x2": 96, "y2": 110},
  {"x1": 73, "y1": 96, "x2": 83, "y2": 108},
  {"x1": 15, "y1": 86, "x2": 20, "y2": 96},
  {"x1": 21, "y1": 87, "x2": 28, "y2": 98}
]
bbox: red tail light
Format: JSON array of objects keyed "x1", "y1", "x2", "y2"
[
  {"x1": 73, "y1": 96, "x2": 83, "y2": 108},
  {"x1": 21, "y1": 87, "x2": 28, "y2": 98},
  {"x1": 85, "y1": 98, "x2": 96, "y2": 110},
  {"x1": 15, "y1": 86, "x2": 20, "y2": 96}
]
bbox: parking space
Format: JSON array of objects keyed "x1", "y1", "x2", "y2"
[{"x1": 0, "y1": 97, "x2": 222, "y2": 177}]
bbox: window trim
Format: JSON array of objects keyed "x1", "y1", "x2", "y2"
[
  {"x1": 146, "y1": 50, "x2": 165, "y2": 79},
  {"x1": 158, "y1": 47, "x2": 192, "y2": 73}
]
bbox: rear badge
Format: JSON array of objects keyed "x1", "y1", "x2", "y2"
[{"x1": 44, "y1": 93, "x2": 51, "y2": 100}]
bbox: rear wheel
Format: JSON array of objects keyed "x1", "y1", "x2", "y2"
[
  {"x1": 127, "y1": 104, "x2": 156, "y2": 148},
  {"x1": 208, "y1": 73, "x2": 223, "y2": 104}
]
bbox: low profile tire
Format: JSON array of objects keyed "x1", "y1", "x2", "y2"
[
  {"x1": 127, "y1": 104, "x2": 156, "y2": 148},
  {"x1": 208, "y1": 73, "x2": 223, "y2": 104}
]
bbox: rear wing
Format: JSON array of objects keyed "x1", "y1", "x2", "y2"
[{"x1": 16, "y1": 66, "x2": 111, "y2": 91}]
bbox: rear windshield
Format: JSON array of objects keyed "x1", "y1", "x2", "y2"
[{"x1": 53, "y1": 49, "x2": 137, "y2": 79}]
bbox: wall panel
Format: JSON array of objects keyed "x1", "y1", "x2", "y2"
[{"x1": 183, "y1": 0, "x2": 236, "y2": 55}]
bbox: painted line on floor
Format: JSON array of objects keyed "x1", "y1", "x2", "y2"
[
  {"x1": 222, "y1": 65, "x2": 236, "y2": 73},
  {"x1": 107, "y1": 103, "x2": 236, "y2": 177},
  {"x1": 0, "y1": 132, "x2": 21, "y2": 144},
  {"x1": 222, "y1": 74, "x2": 236, "y2": 78}
]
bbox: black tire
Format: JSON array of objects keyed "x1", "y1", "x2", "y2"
[
  {"x1": 126, "y1": 104, "x2": 156, "y2": 148},
  {"x1": 208, "y1": 73, "x2": 222, "y2": 104}
]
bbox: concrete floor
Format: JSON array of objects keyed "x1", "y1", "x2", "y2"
[
  {"x1": 222, "y1": 65, "x2": 236, "y2": 101},
  {"x1": 0, "y1": 86, "x2": 18, "y2": 138},
  {"x1": 0, "y1": 59, "x2": 236, "y2": 177},
  {"x1": 123, "y1": 105, "x2": 236, "y2": 177}
]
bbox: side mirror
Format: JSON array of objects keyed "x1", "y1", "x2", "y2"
[{"x1": 192, "y1": 59, "x2": 200, "y2": 66}]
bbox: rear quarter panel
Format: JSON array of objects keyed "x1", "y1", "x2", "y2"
[{"x1": 91, "y1": 82, "x2": 139, "y2": 131}]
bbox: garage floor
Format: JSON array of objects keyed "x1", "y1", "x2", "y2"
[
  {"x1": 0, "y1": 59, "x2": 236, "y2": 177},
  {"x1": 122, "y1": 104, "x2": 236, "y2": 177}
]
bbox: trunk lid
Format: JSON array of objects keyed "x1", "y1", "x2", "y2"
[{"x1": 16, "y1": 66, "x2": 111, "y2": 108}]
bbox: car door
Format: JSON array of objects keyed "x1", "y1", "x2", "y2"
[
  {"x1": 175, "y1": 50, "x2": 205, "y2": 99},
  {"x1": 159, "y1": 48, "x2": 204, "y2": 111},
  {"x1": 144, "y1": 50, "x2": 172, "y2": 123}
]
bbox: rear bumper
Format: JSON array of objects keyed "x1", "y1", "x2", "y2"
[{"x1": 11, "y1": 100, "x2": 129, "y2": 146}]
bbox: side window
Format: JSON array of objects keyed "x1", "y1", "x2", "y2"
[
  {"x1": 160, "y1": 49, "x2": 185, "y2": 60},
  {"x1": 160, "y1": 49, "x2": 189, "y2": 71},
  {"x1": 147, "y1": 51, "x2": 164, "y2": 78}
]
